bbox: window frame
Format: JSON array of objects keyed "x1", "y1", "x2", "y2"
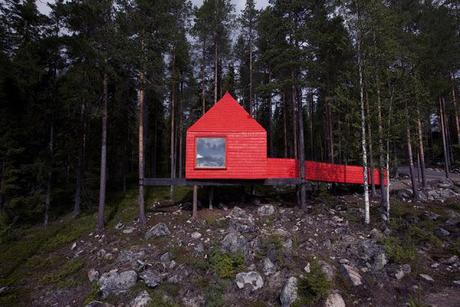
[{"x1": 194, "y1": 136, "x2": 227, "y2": 169}]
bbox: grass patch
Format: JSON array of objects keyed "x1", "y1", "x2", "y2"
[
  {"x1": 83, "y1": 282, "x2": 101, "y2": 305},
  {"x1": 204, "y1": 279, "x2": 228, "y2": 307},
  {"x1": 41, "y1": 258, "x2": 85, "y2": 288},
  {"x1": 295, "y1": 260, "x2": 331, "y2": 305},
  {"x1": 209, "y1": 250, "x2": 244, "y2": 279},
  {"x1": 383, "y1": 237, "x2": 417, "y2": 264}
]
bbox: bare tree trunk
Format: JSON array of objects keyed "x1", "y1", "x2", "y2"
[
  {"x1": 309, "y1": 94, "x2": 314, "y2": 159},
  {"x1": 74, "y1": 100, "x2": 86, "y2": 216},
  {"x1": 416, "y1": 111, "x2": 427, "y2": 188},
  {"x1": 292, "y1": 74, "x2": 298, "y2": 159},
  {"x1": 440, "y1": 97, "x2": 450, "y2": 178},
  {"x1": 357, "y1": 23, "x2": 370, "y2": 224},
  {"x1": 201, "y1": 39, "x2": 206, "y2": 115},
  {"x1": 365, "y1": 91, "x2": 376, "y2": 197},
  {"x1": 170, "y1": 50, "x2": 176, "y2": 201},
  {"x1": 283, "y1": 92, "x2": 288, "y2": 158},
  {"x1": 451, "y1": 73, "x2": 460, "y2": 144},
  {"x1": 44, "y1": 123, "x2": 54, "y2": 226},
  {"x1": 138, "y1": 71, "x2": 147, "y2": 226},
  {"x1": 406, "y1": 103, "x2": 419, "y2": 200},
  {"x1": 97, "y1": 73, "x2": 108, "y2": 232},
  {"x1": 325, "y1": 97, "x2": 334, "y2": 163},
  {"x1": 268, "y1": 72, "x2": 273, "y2": 156},
  {"x1": 249, "y1": 31, "x2": 253, "y2": 116},
  {"x1": 297, "y1": 88, "x2": 307, "y2": 209},
  {"x1": 376, "y1": 74, "x2": 387, "y2": 211},
  {"x1": 178, "y1": 81, "x2": 184, "y2": 178},
  {"x1": 214, "y1": 40, "x2": 218, "y2": 103}
]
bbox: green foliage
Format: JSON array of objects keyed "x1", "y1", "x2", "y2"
[
  {"x1": 204, "y1": 279, "x2": 227, "y2": 307},
  {"x1": 296, "y1": 260, "x2": 331, "y2": 304},
  {"x1": 383, "y1": 237, "x2": 417, "y2": 264},
  {"x1": 209, "y1": 250, "x2": 244, "y2": 279}
]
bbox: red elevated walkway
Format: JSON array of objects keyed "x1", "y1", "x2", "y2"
[{"x1": 267, "y1": 158, "x2": 387, "y2": 186}]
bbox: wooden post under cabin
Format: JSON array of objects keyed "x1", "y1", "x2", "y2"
[
  {"x1": 209, "y1": 187, "x2": 214, "y2": 209},
  {"x1": 193, "y1": 185, "x2": 198, "y2": 218}
]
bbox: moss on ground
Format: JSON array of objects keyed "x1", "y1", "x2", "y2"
[
  {"x1": 295, "y1": 260, "x2": 331, "y2": 305},
  {"x1": 209, "y1": 249, "x2": 244, "y2": 279}
]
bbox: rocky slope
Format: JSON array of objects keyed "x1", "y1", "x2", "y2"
[{"x1": 0, "y1": 186, "x2": 459, "y2": 307}]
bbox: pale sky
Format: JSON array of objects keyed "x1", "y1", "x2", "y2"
[{"x1": 36, "y1": 0, "x2": 270, "y2": 16}]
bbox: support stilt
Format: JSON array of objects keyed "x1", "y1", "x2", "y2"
[
  {"x1": 209, "y1": 187, "x2": 214, "y2": 209},
  {"x1": 193, "y1": 185, "x2": 198, "y2": 218}
]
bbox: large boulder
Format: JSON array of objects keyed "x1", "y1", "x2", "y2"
[
  {"x1": 221, "y1": 231, "x2": 248, "y2": 254},
  {"x1": 325, "y1": 292, "x2": 346, "y2": 307},
  {"x1": 235, "y1": 271, "x2": 264, "y2": 291},
  {"x1": 257, "y1": 204, "x2": 276, "y2": 216},
  {"x1": 129, "y1": 290, "x2": 152, "y2": 307},
  {"x1": 280, "y1": 277, "x2": 298, "y2": 307},
  {"x1": 340, "y1": 264, "x2": 362, "y2": 287},
  {"x1": 145, "y1": 223, "x2": 171, "y2": 239},
  {"x1": 139, "y1": 269, "x2": 162, "y2": 288},
  {"x1": 98, "y1": 269, "x2": 138, "y2": 297}
]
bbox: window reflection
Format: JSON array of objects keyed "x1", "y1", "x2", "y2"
[{"x1": 196, "y1": 137, "x2": 226, "y2": 168}]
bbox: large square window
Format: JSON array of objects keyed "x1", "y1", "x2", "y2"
[{"x1": 195, "y1": 137, "x2": 226, "y2": 168}]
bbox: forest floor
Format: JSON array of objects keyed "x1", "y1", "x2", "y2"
[{"x1": 0, "y1": 183, "x2": 459, "y2": 307}]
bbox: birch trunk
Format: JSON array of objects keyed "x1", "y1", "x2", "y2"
[
  {"x1": 416, "y1": 111, "x2": 426, "y2": 188},
  {"x1": 97, "y1": 72, "x2": 108, "y2": 231},
  {"x1": 365, "y1": 91, "x2": 376, "y2": 197},
  {"x1": 170, "y1": 49, "x2": 176, "y2": 201},
  {"x1": 73, "y1": 100, "x2": 86, "y2": 216},
  {"x1": 357, "y1": 29, "x2": 370, "y2": 224},
  {"x1": 297, "y1": 88, "x2": 307, "y2": 209}
]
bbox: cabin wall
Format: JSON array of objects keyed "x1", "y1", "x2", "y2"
[{"x1": 185, "y1": 131, "x2": 267, "y2": 179}]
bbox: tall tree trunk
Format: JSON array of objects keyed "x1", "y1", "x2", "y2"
[
  {"x1": 178, "y1": 80, "x2": 184, "y2": 178},
  {"x1": 170, "y1": 49, "x2": 176, "y2": 201},
  {"x1": 138, "y1": 71, "x2": 146, "y2": 225},
  {"x1": 376, "y1": 74, "x2": 387, "y2": 210},
  {"x1": 44, "y1": 123, "x2": 54, "y2": 226},
  {"x1": 291, "y1": 73, "x2": 298, "y2": 159},
  {"x1": 249, "y1": 31, "x2": 253, "y2": 116},
  {"x1": 357, "y1": 23, "x2": 370, "y2": 224},
  {"x1": 283, "y1": 92, "x2": 288, "y2": 158},
  {"x1": 451, "y1": 73, "x2": 460, "y2": 144},
  {"x1": 365, "y1": 91, "x2": 376, "y2": 197},
  {"x1": 325, "y1": 96, "x2": 334, "y2": 163},
  {"x1": 74, "y1": 100, "x2": 86, "y2": 216},
  {"x1": 201, "y1": 38, "x2": 206, "y2": 115},
  {"x1": 297, "y1": 88, "x2": 307, "y2": 209},
  {"x1": 416, "y1": 108, "x2": 427, "y2": 188},
  {"x1": 97, "y1": 72, "x2": 108, "y2": 231},
  {"x1": 406, "y1": 116, "x2": 418, "y2": 200},
  {"x1": 309, "y1": 94, "x2": 314, "y2": 160},
  {"x1": 440, "y1": 97, "x2": 450, "y2": 178},
  {"x1": 268, "y1": 71, "x2": 273, "y2": 156},
  {"x1": 214, "y1": 39, "x2": 218, "y2": 103}
]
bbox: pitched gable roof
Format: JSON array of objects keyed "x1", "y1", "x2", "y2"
[{"x1": 188, "y1": 92, "x2": 266, "y2": 133}]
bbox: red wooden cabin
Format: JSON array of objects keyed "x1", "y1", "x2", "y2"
[{"x1": 185, "y1": 92, "x2": 386, "y2": 186}]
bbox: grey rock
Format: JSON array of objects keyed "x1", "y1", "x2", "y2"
[
  {"x1": 395, "y1": 264, "x2": 411, "y2": 280},
  {"x1": 453, "y1": 280, "x2": 460, "y2": 286},
  {"x1": 88, "y1": 269, "x2": 100, "y2": 282},
  {"x1": 280, "y1": 277, "x2": 298, "y2": 307},
  {"x1": 419, "y1": 274, "x2": 434, "y2": 282},
  {"x1": 98, "y1": 269, "x2": 137, "y2": 297},
  {"x1": 263, "y1": 257, "x2": 276, "y2": 276},
  {"x1": 441, "y1": 255, "x2": 458, "y2": 265},
  {"x1": 182, "y1": 295, "x2": 205, "y2": 307},
  {"x1": 235, "y1": 271, "x2": 264, "y2": 291},
  {"x1": 123, "y1": 227, "x2": 135, "y2": 234},
  {"x1": 325, "y1": 292, "x2": 346, "y2": 307},
  {"x1": 340, "y1": 264, "x2": 362, "y2": 286},
  {"x1": 145, "y1": 223, "x2": 171, "y2": 239},
  {"x1": 373, "y1": 252, "x2": 388, "y2": 271},
  {"x1": 319, "y1": 260, "x2": 335, "y2": 282},
  {"x1": 118, "y1": 250, "x2": 145, "y2": 264},
  {"x1": 194, "y1": 242, "x2": 205, "y2": 253},
  {"x1": 191, "y1": 232, "x2": 202, "y2": 239},
  {"x1": 221, "y1": 231, "x2": 248, "y2": 254},
  {"x1": 115, "y1": 222, "x2": 124, "y2": 230},
  {"x1": 257, "y1": 204, "x2": 276, "y2": 216},
  {"x1": 160, "y1": 252, "x2": 171, "y2": 262},
  {"x1": 129, "y1": 290, "x2": 151, "y2": 307},
  {"x1": 369, "y1": 228, "x2": 384, "y2": 241},
  {"x1": 435, "y1": 227, "x2": 450, "y2": 237},
  {"x1": 140, "y1": 269, "x2": 161, "y2": 288}
]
